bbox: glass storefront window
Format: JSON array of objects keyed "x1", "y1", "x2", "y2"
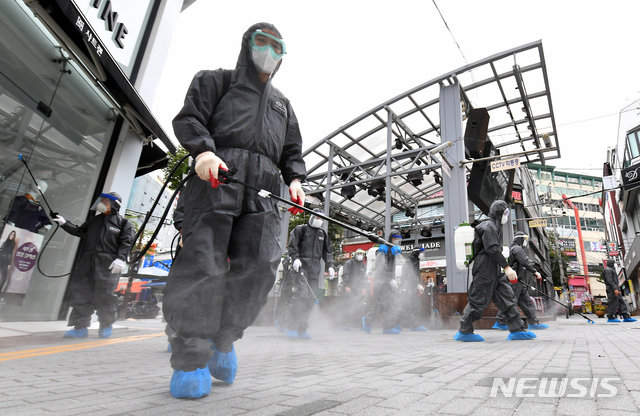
[{"x1": 0, "y1": 1, "x2": 116, "y2": 320}]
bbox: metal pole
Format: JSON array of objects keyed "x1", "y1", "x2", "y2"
[
  {"x1": 439, "y1": 82, "x2": 468, "y2": 293},
  {"x1": 385, "y1": 110, "x2": 392, "y2": 239}
]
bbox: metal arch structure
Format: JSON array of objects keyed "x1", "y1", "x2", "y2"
[{"x1": 302, "y1": 40, "x2": 560, "y2": 237}]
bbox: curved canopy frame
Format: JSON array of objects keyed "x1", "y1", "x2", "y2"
[{"x1": 302, "y1": 40, "x2": 559, "y2": 232}]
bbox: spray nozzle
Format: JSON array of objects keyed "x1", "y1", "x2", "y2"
[{"x1": 217, "y1": 166, "x2": 237, "y2": 184}]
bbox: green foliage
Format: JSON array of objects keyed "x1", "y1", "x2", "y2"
[
  {"x1": 162, "y1": 146, "x2": 191, "y2": 191},
  {"x1": 547, "y1": 231, "x2": 570, "y2": 287}
]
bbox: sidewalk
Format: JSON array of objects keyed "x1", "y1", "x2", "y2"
[{"x1": 1, "y1": 313, "x2": 640, "y2": 415}]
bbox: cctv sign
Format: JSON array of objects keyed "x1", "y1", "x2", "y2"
[{"x1": 490, "y1": 157, "x2": 521, "y2": 172}]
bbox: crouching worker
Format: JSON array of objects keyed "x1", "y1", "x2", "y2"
[
  {"x1": 162, "y1": 22, "x2": 306, "y2": 399},
  {"x1": 454, "y1": 200, "x2": 536, "y2": 342},
  {"x1": 53, "y1": 192, "x2": 133, "y2": 339}
]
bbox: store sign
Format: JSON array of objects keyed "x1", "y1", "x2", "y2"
[
  {"x1": 511, "y1": 189, "x2": 523, "y2": 204},
  {"x1": 490, "y1": 157, "x2": 520, "y2": 172},
  {"x1": 608, "y1": 242, "x2": 617, "y2": 252},
  {"x1": 610, "y1": 251, "x2": 620, "y2": 256},
  {"x1": 76, "y1": 0, "x2": 153, "y2": 69},
  {"x1": 402, "y1": 238, "x2": 445, "y2": 258},
  {"x1": 528, "y1": 219, "x2": 547, "y2": 228},
  {"x1": 558, "y1": 238, "x2": 576, "y2": 256},
  {"x1": 621, "y1": 162, "x2": 640, "y2": 191},
  {"x1": 420, "y1": 259, "x2": 447, "y2": 269}
]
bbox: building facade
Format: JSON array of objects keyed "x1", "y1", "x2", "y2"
[
  {"x1": 605, "y1": 95, "x2": 640, "y2": 311},
  {"x1": 529, "y1": 164, "x2": 608, "y2": 302},
  {"x1": 0, "y1": 0, "x2": 191, "y2": 321}
]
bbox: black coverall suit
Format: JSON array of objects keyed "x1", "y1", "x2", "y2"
[
  {"x1": 365, "y1": 249, "x2": 398, "y2": 331},
  {"x1": 459, "y1": 201, "x2": 524, "y2": 334},
  {"x1": 398, "y1": 254, "x2": 423, "y2": 328},
  {"x1": 340, "y1": 257, "x2": 367, "y2": 327},
  {"x1": 603, "y1": 259, "x2": 630, "y2": 319},
  {"x1": 496, "y1": 242, "x2": 540, "y2": 325},
  {"x1": 62, "y1": 212, "x2": 134, "y2": 329},
  {"x1": 163, "y1": 23, "x2": 306, "y2": 371},
  {"x1": 286, "y1": 223, "x2": 334, "y2": 333}
]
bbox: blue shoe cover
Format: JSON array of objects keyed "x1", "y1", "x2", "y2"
[
  {"x1": 492, "y1": 322, "x2": 508, "y2": 330},
  {"x1": 362, "y1": 316, "x2": 371, "y2": 333},
  {"x1": 275, "y1": 319, "x2": 285, "y2": 333},
  {"x1": 507, "y1": 331, "x2": 537, "y2": 340},
  {"x1": 298, "y1": 332, "x2": 311, "y2": 340},
  {"x1": 208, "y1": 345, "x2": 237, "y2": 384},
  {"x1": 411, "y1": 326, "x2": 427, "y2": 332},
  {"x1": 382, "y1": 328, "x2": 401, "y2": 334},
  {"x1": 170, "y1": 368, "x2": 211, "y2": 399},
  {"x1": 63, "y1": 328, "x2": 88, "y2": 338},
  {"x1": 98, "y1": 326, "x2": 112, "y2": 338},
  {"x1": 286, "y1": 329, "x2": 298, "y2": 338},
  {"x1": 624, "y1": 317, "x2": 638, "y2": 322},
  {"x1": 529, "y1": 323, "x2": 549, "y2": 330},
  {"x1": 167, "y1": 343, "x2": 172, "y2": 353},
  {"x1": 608, "y1": 318, "x2": 621, "y2": 323},
  {"x1": 453, "y1": 331, "x2": 484, "y2": 342},
  {"x1": 393, "y1": 325, "x2": 402, "y2": 331}
]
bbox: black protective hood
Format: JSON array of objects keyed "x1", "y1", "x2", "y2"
[
  {"x1": 607, "y1": 259, "x2": 615, "y2": 268},
  {"x1": 488, "y1": 200, "x2": 509, "y2": 221},
  {"x1": 237, "y1": 23, "x2": 284, "y2": 80},
  {"x1": 511, "y1": 231, "x2": 527, "y2": 248}
]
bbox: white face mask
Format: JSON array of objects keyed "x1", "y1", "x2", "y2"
[
  {"x1": 311, "y1": 218, "x2": 324, "y2": 228},
  {"x1": 96, "y1": 202, "x2": 108, "y2": 214},
  {"x1": 523, "y1": 240, "x2": 529, "y2": 247},
  {"x1": 355, "y1": 254, "x2": 364, "y2": 261},
  {"x1": 251, "y1": 46, "x2": 281, "y2": 74},
  {"x1": 501, "y1": 209, "x2": 510, "y2": 225}
]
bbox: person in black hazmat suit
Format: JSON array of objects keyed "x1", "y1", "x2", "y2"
[
  {"x1": 493, "y1": 231, "x2": 549, "y2": 330},
  {"x1": 52, "y1": 192, "x2": 134, "y2": 339},
  {"x1": 397, "y1": 247, "x2": 427, "y2": 331},
  {"x1": 454, "y1": 200, "x2": 537, "y2": 342},
  {"x1": 162, "y1": 23, "x2": 306, "y2": 399},
  {"x1": 603, "y1": 259, "x2": 637, "y2": 323},
  {"x1": 286, "y1": 210, "x2": 335, "y2": 339},
  {"x1": 338, "y1": 248, "x2": 368, "y2": 329},
  {"x1": 362, "y1": 230, "x2": 403, "y2": 334},
  {"x1": 166, "y1": 187, "x2": 186, "y2": 352}
]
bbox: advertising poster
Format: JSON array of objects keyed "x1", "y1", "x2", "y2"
[{"x1": 0, "y1": 225, "x2": 44, "y2": 295}]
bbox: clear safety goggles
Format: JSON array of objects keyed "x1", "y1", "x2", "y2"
[{"x1": 251, "y1": 30, "x2": 286, "y2": 57}]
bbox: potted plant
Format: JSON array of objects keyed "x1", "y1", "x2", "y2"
[{"x1": 594, "y1": 298, "x2": 607, "y2": 318}]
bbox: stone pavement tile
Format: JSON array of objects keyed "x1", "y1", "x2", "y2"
[
  {"x1": 460, "y1": 385, "x2": 493, "y2": 399},
  {"x1": 513, "y1": 399, "x2": 556, "y2": 414},
  {"x1": 435, "y1": 397, "x2": 484, "y2": 415},
  {"x1": 556, "y1": 397, "x2": 597, "y2": 415},
  {"x1": 423, "y1": 388, "x2": 464, "y2": 403},
  {"x1": 240, "y1": 403, "x2": 298, "y2": 415},
  {"x1": 597, "y1": 394, "x2": 639, "y2": 412},
  {"x1": 370, "y1": 392, "x2": 426, "y2": 409},
  {"x1": 405, "y1": 380, "x2": 447, "y2": 395},
  {"x1": 326, "y1": 395, "x2": 385, "y2": 414},
  {"x1": 469, "y1": 405, "x2": 514, "y2": 416},
  {"x1": 274, "y1": 399, "x2": 341, "y2": 416},
  {"x1": 481, "y1": 396, "x2": 522, "y2": 409}
]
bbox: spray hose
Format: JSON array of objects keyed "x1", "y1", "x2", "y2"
[{"x1": 519, "y1": 279, "x2": 595, "y2": 324}]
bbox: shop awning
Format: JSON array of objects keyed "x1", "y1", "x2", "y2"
[
  {"x1": 24, "y1": 0, "x2": 176, "y2": 153},
  {"x1": 137, "y1": 144, "x2": 170, "y2": 177},
  {"x1": 568, "y1": 277, "x2": 587, "y2": 287}
]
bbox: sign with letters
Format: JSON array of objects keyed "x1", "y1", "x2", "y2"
[
  {"x1": 490, "y1": 157, "x2": 521, "y2": 172},
  {"x1": 528, "y1": 219, "x2": 548, "y2": 228}
]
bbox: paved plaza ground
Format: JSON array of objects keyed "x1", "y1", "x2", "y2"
[{"x1": 1, "y1": 312, "x2": 640, "y2": 415}]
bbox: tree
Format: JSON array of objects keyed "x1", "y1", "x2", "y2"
[
  {"x1": 162, "y1": 146, "x2": 190, "y2": 191},
  {"x1": 547, "y1": 231, "x2": 569, "y2": 287}
]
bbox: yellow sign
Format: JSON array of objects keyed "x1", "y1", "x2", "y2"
[{"x1": 529, "y1": 219, "x2": 548, "y2": 228}]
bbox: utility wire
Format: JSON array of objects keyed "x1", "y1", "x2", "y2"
[{"x1": 432, "y1": 0, "x2": 468, "y2": 65}]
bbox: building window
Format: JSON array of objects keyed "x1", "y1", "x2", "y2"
[{"x1": 627, "y1": 130, "x2": 640, "y2": 160}]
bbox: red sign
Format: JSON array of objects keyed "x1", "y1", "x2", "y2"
[
  {"x1": 609, "y1": 251, "x2": 620, "y2": 256},
  {"x1": 512, "y1": 190, "x2": 523, "y2": 204}
]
